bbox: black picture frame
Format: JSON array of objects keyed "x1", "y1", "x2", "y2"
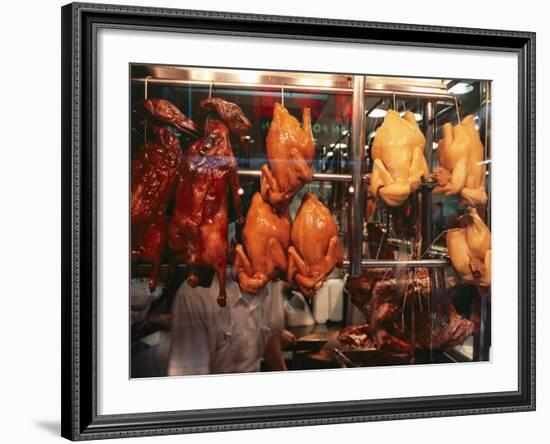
[{"x1": 61, "y1": 2, "x2": 536, "y2": 440}]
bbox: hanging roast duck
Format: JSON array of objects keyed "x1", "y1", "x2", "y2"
[
  {"x1": 168, "y1": 100, "x2": 249, "y2": 307},
  {"x1": 131, "y1": 99, "x2": 198, "y2": 292}
]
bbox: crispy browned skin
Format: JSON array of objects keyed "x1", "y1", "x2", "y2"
[
  {"x1": 136, "y1": 98, "x2": 199, "y2": 136},
  {"x1": 232, "y1": 193, "x2": 291, "y2": 294},
  {"x1": 367, "y1": 110, "x2": 429, "y2": 220},
  {"x1": 447, "y1": 207, "x2": 491, "y2": 288},
  {"x1": 261, "y1": 103, "x2": 314, "y2": 212},
  {"x1": 131, "y1": 126, "x2": 183, "y2": 292},
  {"x1": 199, "y1": 97, "x2": 252, "y2": 138},
  {"x1": 287, "y1": 193, "x2": 344, "y2": 297},
  {"x1": 432, "y1": 115, "x2": 487, "y2": 206},
  {"x1": 168, "y1": 119, "x2": 243, "y2": 307}
]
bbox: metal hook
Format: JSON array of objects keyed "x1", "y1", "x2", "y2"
[
  {"x1": 454, "y1": 94, "x2": 461, "y2": 124},
  {"x1": 281, "y1": 84, "x2": 285, "y2": 107},
  {"x1": 208, "y1": 81, "x2": 213, "y2": 99},
  {"x1": 144, "y1": 75, "x2": 152, "y2": 100}
]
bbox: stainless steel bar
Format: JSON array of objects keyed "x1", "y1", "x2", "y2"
[
  {"x1": 133, "y1": 77, "x2": 353, "y2": 93},
  {"x1": 364, "y1": 88, "x2": 456, "y2": 103},
  {"x1": 133, "y1": 77, "x2": 457, "y2": 101},
  {"x1": 341, "y1": 259, "x2": 449, "y2": 268},
  {"x1": 421, "y1": 101, "x2": 434, "y2": 253},
  {"x1": 237, "y1": 169, "x2": 353, "y2": 182},
  {"x1": 349, "y1": 76, "x2": 367, "y2": 277},
  {"x1": 238, "y1": 169, "x2": 437, "y2": 189}
]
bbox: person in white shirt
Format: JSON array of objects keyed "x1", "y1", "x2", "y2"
[{"x1": 167, "y1": 271, "x2": 290, "y2": 376}]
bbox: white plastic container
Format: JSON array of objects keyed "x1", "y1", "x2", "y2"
[
  {"x1": 284, "y1": 291, "x2": 315, "y2": 327},
  {"x1": 327, "y1": 278, "x2": 345, "y2": 322},
  {"x1": 313, "y1": 282, "x2": 330, "y2": 324}
]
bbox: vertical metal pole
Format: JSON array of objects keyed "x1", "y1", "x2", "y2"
[
  {"x1": 349, "y1": 75, "x2": 366, "y2": 278},
  {"x1": 421, "y1": 101, "x2": 434, "y2": 254},
  {"x1": 474, "y1": 81, "x2": 491, "y2": 361}
]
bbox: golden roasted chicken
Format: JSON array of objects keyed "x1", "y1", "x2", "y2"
[
  {"x1": 367, "y1": 110, "x2": 429, "y2": 220},
  {"x1": 432, "y1": 115, "x2": 488, "y2": 207},
  {"x1": 168, "y1": 119, "x2": 243, "y2": 307},
  {"x1": 232, "y1": 192, "x2": 291, "y2": 294},
  {"x1": 447, "y1": 207, "x2": 491, "y2": 288},
  {"x1": 287, "y1": 193, "x2": 344, "y2": 297},
  {"x1": 261, "y1": 103, "x2": 314, "y2": 212}
]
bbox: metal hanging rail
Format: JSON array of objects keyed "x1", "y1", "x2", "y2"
[
  {"x1": 132, "y1": 77, "x2": 457, "y2": 103},
  {"x1": 341, "y1": 259, "x2": 449, "y2": 269}
]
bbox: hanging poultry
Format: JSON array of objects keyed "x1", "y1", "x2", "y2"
[
  {"x1": 447, "y1": 207, "x2": 491, "y2": 288},
  {"x1": 287, "y1": 192, "x2": 344, "y2": 297},
  {"x1": 232, "y1": 192, "x2": 291, "y2": 294},
  {"x1": 167, "y1": 118, "x2": 243, "y2": 307},
  {"x1": 261, "y1": 102, "x2": 315, "y2": 212},
  {"x1": 199, "y1": 97, "x2": 252, "y2": 140},
  {"x1": 432, "y1": 115, "x2": 488, "y2": 207},
  {"x1": 131, "y1": 125, "x2": 185, "y2": 292},
  {"x1": 136, "y1": 98, "x2": 199, "y2": 135},
  {"x1": 367, "y1": 110, "x2": 429, "y2": 221}
]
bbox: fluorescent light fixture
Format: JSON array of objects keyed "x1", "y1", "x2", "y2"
[
  {"x1": 334, "y1": 143, "x2": 347, "y2": 149},
  {"x1": 433, "y1": 142, "x2": 439, "y2": 150},
  {"x1": 448, "y1": 82, "x2": 474, "y2": 95},
  {"x1": 399, "y1": 111, "x2": 423, "y2": 121},
  {"x1": 368, "y1": 108, "x2": 387, "y2": 118}
]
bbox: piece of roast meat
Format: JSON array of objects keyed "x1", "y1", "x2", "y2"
[
  {"x1": 168, "y1": 119, "x2": 243, "y2": 307},
  {"x1": 346, "y1": 268, "x2": 474, "y2": 355},
  {"x1": 199, "y1": 97, "x2": 252, "y2": 138},
  {"x1": 136, "y1": 99, "x2": 199, "y2": 136},
  {"x1": 131, "y1": 126, "x2": 184, "y2": 291}
]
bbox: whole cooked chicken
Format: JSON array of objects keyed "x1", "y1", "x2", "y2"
[
  {"x1": 168, "y1": 119, "x2": 243, "y2": 307},
  {"x1": 367, "y1": 110, "x2": 429, "y2": 220},
  {"x1": 447, "y1": 207, "x2": 491, "y2": 288},
  {"x1": 287, "y1": 193, "x2": 344, "y2": 297},
  {"x1": 432, "y1": 115, "x2": 487, "y2": 207},
  {"x1": 261, "y1": 103, "x2": 314, "y2": 212},
  {"x1": 136, "y1": 98, "x2": 199, "y2": 135},
  {"x1": 232, "y1": 192, "x2": 291, "y2": 294},
  {"x1": 131, "y1": 126, "x2": 184, "y2": 291}
]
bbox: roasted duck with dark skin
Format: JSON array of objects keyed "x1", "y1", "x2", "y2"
[
  {"x1": 131, "y1": 126, "x2": 184, "y2": 291},
  {"x1": 232, "y1": 192, "x2": 291, "y2": 294},
  {"x1": 199, "y1": 97, "x2": 252, "y2": 139},
  {"x1": 261, "y1": 103, "x2": 314, "y2": 212},
  {"x1": 287, "y1": 193, "x2": 344, "y2": 297},
  {"x1": 136, "y1": 98, "x2": 199, "y2": 136},
  {"x1": 168, "y1": 119, "x2": 243, "y2": 307}
]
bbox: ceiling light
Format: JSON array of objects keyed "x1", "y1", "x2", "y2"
[
  {"x1": 368, "y1": 108, "x2": 387, "y2": 118},
  {"x1": 448, "y1": 82, "x2": 474, "y2": 95}
]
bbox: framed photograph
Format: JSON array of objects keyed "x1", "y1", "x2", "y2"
[{"x1": 61, "y1": 2, "x2": 535, "y2": 440}]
